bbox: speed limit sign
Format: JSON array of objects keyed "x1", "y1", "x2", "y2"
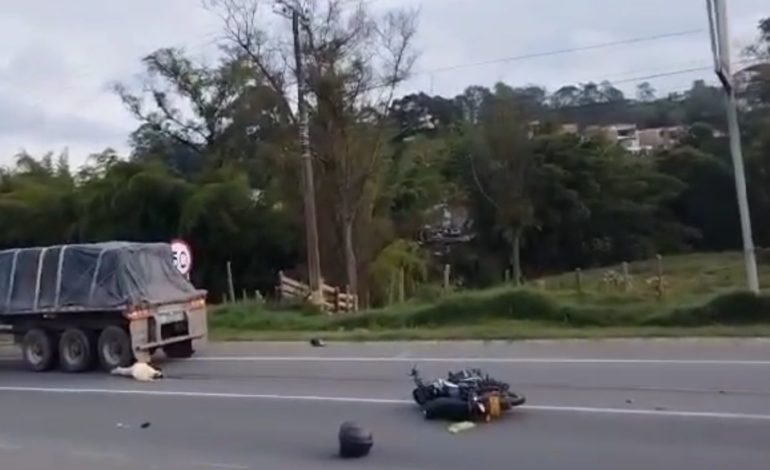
[{"x1": 170, "y1": 239, "x2": 193, "y2": 278}]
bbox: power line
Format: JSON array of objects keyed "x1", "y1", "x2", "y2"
[
  {"x1": 610, "y1": 66, "x2": 712, "y2": 85},
  {"x1": 418, "y1": 29, "x2": 706, "y2": 75}
]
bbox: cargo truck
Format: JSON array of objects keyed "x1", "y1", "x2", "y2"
[{"x1": 0, "y1": 242, "x2": 208, "y2": 372}]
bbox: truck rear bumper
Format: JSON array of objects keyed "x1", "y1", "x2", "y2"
[
  {"x1": 129, "y1": 306, "x2": 208, "y2": 354},
  {"x1": 135, "y1": 333, "x2": 205, "y2": 351}
]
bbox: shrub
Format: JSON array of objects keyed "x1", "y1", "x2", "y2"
[
  {"x1": 647, "y1": 291, "x2": 770, "y2": 326},
  {"x1": 210, "y1": 302, "x2": 324, "y2": 331}
]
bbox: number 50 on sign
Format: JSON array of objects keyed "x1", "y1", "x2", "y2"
[{"x1": 170, "y1": 239, "x2": 193, "y2": 279}]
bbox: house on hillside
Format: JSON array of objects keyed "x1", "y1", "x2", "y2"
[
  {"x1": 585, "y1": 123, "x2": 641, "y2": 153},
  {"x1": 637, "y1": 126, "x2": 686, "y2": 151}
]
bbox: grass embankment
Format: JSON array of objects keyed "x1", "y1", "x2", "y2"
[{"x1": 209, "y1": 251, "x2": 770, "y2": 341}]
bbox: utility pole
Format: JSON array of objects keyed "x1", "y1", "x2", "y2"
[
  {"x1": 706, "y1": 0, "x2": 760, "y2": 293},
  {"x1": 277, "y1": 0, "x2": 323, "y2": 305}
]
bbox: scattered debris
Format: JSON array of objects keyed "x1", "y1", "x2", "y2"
[
  {"x1": 448, "y1": 421, "x2": 476, "y2": 434},
  {"x1": 310, "y1": 338, "x2": 326, "y2": 348},
  {"x1": 338, "y1": 422, "x2": 373, "y2": 458},
  {"x1": 110, "y1": 362, "x2": 164, "y2": 382},
  {"x1": 117, "y1": 421, "x2": 151, "y2": 430},
  {"x1": 625, "y1": 399, "x2": 633, "y2": 404}
]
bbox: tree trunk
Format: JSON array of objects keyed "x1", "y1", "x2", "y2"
[
  {"x1": 511, "y1": 226, "x2": 522, "y2": 287},
  {"x1": 343, "y1": 218, "x2": 358, "y2": 297}
]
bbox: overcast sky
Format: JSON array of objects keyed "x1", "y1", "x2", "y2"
[{"x1": 0, "y1": 0, "x2": 767, "y2": 168}]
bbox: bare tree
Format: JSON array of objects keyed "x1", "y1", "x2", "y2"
[{"x1": 207, "y1": 0, "x2": 419, "y2": 296}]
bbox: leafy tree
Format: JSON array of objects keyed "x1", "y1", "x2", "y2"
[
  {"x1": 76, "y1": 159, "x2": 191, "y2": 242},
  {"x1": 0, "y1": 151, "x2": 79, "y2": 248},
  {"x1": 459, "y1": 83, "x2": 537, "y2": 285},
  {"x1": 656, "y1": 146, "x2": 740, "y2": 250},
  {"x1": 179, "y1": 167, "x2": 298, "y2": 299},
  {"x1": 636, "y1": 82, "x2": 656, "y2": 102}
]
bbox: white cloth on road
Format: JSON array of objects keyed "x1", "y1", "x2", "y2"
[{"x1": 110, "y1": 362, "x2": 164, "y2": 382}]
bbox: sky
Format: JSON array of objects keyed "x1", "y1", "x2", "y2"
[{"x1": 0, "y1": 0, "x2": 767, "y2": 169}]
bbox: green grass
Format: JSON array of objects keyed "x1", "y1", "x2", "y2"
[
  {"x1": 208, "y1": 251, "x2": 770, "y2": 341},
  {"x1": 210, "y1": 324, "x2": 770, "y2": 342}
]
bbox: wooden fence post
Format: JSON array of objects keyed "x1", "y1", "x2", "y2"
[
  {"x1": 333, "y1": 287, "x2": 341, "y2": 313},
  {"x1": 345, "y1": 284, "x2": 358, "y2": 312},
  {"x1": 276, "y1": 271, "x2": 283, "y2": 302},
  {"x1": 575, "y1": 268, "x2": 583, "y2": 296},
  {"x1": 656, "y1": 254, "x2": 664, "y2": 299},
  {"x1": 621, "y1": 262, "x2": 630, "y2": 292},
  {"x1": 226, "y1": 261, "x2": 236, "y2": 303},
  {"x1": 398, "y1": 267, "x2": 405, "y2": 303},
  {"x1": 443, "y1": 264, "x2": 451, "y2": 291}
]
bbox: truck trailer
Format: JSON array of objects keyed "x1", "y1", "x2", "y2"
[{"x1": 0, "y1": 241, "x2": 208, "y2": 372}]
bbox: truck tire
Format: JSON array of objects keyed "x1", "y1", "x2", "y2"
[
  {"x1": 59, "y1": 328, "x2": 96, "y2": 373},
  {"x1": 22, "y1": 329, "x2": 57, "y2": 372},
  {"x1": 164, "y1": 340, "x2": 194, "y2": 359},
  {"x1": 97, "y1": 326, "x2": 133, "y2": 371}
]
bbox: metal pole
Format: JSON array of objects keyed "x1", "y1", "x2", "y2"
[
  {"x1": 290, "y1": 7, "x2": 323, "y2": 305},
  {"x1": 708, "y1": 0, "x2": 760, "y2": 293},
  {"x1": 724, "y1": 88, "x2": 760, "y2": 292}
]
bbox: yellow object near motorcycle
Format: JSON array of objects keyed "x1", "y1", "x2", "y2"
[{"x1": 484, "y1": 393, "x2": 502, "y2": 421}]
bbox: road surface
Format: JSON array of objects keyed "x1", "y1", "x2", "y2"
[{"x1": 1, "y1": 339, "x2": 769, "y2": 469}]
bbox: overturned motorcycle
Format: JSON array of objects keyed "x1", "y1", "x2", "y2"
[{"x1": 410, "y1": 367, "x2": 526, "y2": 422}]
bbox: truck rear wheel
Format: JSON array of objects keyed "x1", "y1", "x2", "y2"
[
  {"x1": 97, "y1": 326, "x2": 133, "y2": 371},
  {"x1": 22, "y1": 329, "x2": 57, "y2": 372},
  {"x1": 59, "y1": 328, "x2": 96, "y2": 373},
  {"x1": 164, "y1": 340, "x2": 194, "y2": 359}
]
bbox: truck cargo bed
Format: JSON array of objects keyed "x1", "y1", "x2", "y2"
[{"x1": 0, "y1": 242, "x2": 204, "y2": 316}]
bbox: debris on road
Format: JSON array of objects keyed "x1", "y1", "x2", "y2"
[
  {"x1": 116, "y1": 421, "x2": 151, "y2": 430},
  {"x1": 310, "y1": 338, "x2": 326, "y2": 347},
  {"x1": 110, "y1": 362, "x2": 164, "y2": 382},
  {"x1": 448, "y1": 421, "x2": 476, "y2": 434},
  {"x1": 410, "y1": 367, "x2": 525, "y2": 423},
  {"x1": 338, "y1": 422, "x2": 373, "y2": 458}
]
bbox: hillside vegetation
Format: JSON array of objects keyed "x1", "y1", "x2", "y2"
[{"x1": 210, "y1": 251, "x2": 770, "y2": 340}]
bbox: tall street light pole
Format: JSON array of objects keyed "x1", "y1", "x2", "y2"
[
  {"x1": 277, "y1": 0, "x2": 323, "y2": 305},
  {"x1": 706, "y1": 0, "x2": 760, "y2": 293}
]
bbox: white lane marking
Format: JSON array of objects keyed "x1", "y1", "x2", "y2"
[
  {"x1": 2, "y1": 385, "x2": 770, "y2": 422},
  {"x1": 71, "y1": 449, "x2": 130, "y2": 463},
  {"x1": 0, "y1": 441, "x2": 20, "y2": 451},
  {"x1": 4, "y1": 355, "x2": 770, "y2": 366},
  {"x1": 0, "y1": 386, "x2": 408, "y2": 404},
  {"x1": 192, "y1": 356, "x2": 770, "y2": 366},
  {"x1": 190, "y1": 461, "x2": 249, "y2": 469},
  {"x1": 525, "y1": 405, "x2": 770, "y2": 421}
]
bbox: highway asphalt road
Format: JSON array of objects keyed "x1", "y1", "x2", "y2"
[{"x1": 1, "y1": 339, "x2": 770, "y2": 469}]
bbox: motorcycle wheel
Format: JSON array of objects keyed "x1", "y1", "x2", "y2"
[
  {"x1": 507, "y1": 391, "x2": 526, "y2": 407},
  {"x1": 412, "y1": 388, "x2": 429, "y2": 406}
]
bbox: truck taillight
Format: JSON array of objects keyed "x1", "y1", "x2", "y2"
[
  {"x1": 125, "y1": 308, "x2": 151, "y2": 321},
  {"x1": 187, "y1": 298, "x2": 206, "y2": 310}
]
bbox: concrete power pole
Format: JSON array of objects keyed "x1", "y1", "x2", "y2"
[
  {"x1": 277, "y1": 1, "x2": 323, "y2": 305},
  {"x1": 706, "y1": 0, "x2": 760, "y2": 293}
]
